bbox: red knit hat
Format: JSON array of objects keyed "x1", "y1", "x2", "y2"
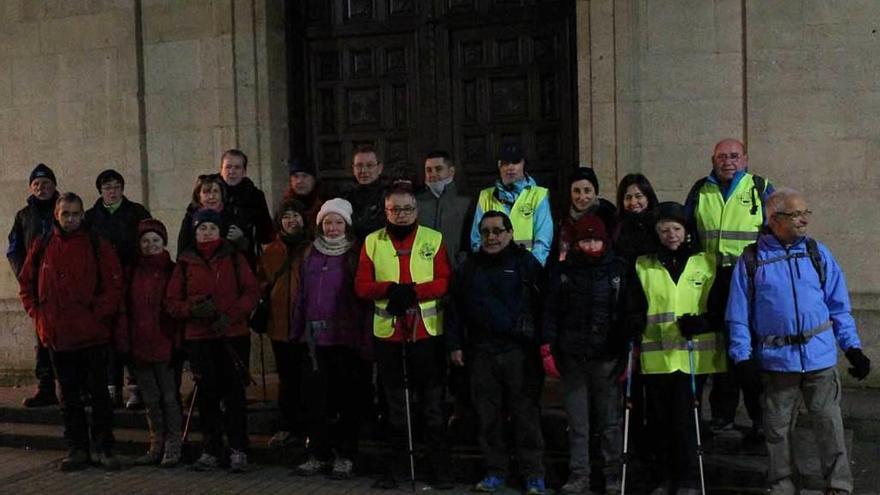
[
  {"x1": 573, "y1": 214, "x2": 607, "y2": 242},
  {"x1": 138, "y1": 218, "x2": 168, "y2": 245}
]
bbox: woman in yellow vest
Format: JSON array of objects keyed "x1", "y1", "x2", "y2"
[{"x1": 626, "y1": 202, "x2": 728, "y2": 494}]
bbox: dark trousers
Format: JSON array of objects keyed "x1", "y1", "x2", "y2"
[
  {"x1": 133, "y1": 361, "x2": 183, "y2": 450},
  {"x1": 270, "y1": 340, "x2": 304, "y2": 433},
  {"x1": 471, "y1": 346, "x2": 545, "y2": 478},
  {"x1": 35, "y1": 335, "x2": 55, "y2": 393},
  {"x1": 107, "y1": 348, "x2": 137, "y2": 391},
  {"x1": 49, "y1": 344, "x2": 115, "y2": 454},
  {"x1": 188, "y1": 336, "x2": 250, "y2": 455},
  {"x1": 301, "y1": 345, "x2": 361, "y2": 460},
  {"x1": 375, "y1": 337, "x2": 450, "y2": 478},
  {"x1": 708, "y1": 358, "x2": 763, "y2": 425}
]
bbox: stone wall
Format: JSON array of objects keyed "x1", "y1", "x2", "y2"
[{"x1": 577, "y1": 0, "x2": 880, "y2": 385}]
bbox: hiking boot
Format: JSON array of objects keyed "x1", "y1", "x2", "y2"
[
  {"x1": 525, "y1": 476, "x2": 546, "y2": 495},
  {"x1": 96, "y1": 452, "x2": 120, "y2": 471},
  {"x1": 709, "y1": 417, "x2": 735, "y2": 433},
  {"x1": 134, "y1": 448, "x2": 162, "y2": 466},
  {"x1": 23, "y1": 389, "x2": 57, "y2": 408},
  {"x1": 329, "y1": 457, "x2": 354, "y2": 479},
  {"x1": 474, "y1": 474, "x2": 505, "y2": 492},
  {"x1": 160, "y1": 448, "x2": 181, "y2": 468},
  {"x1": 192, "y1": 453, "x2": 220, "y2": 471},
  {"x1": 125, "y1": 385, "x2": 144, "y2": 410},
  {"x1": 229, "y1": 449, "x2": 248, "y2": 473},
  {"x1": 560, "y1": 475, "x2": 590, "y2": 494},
  {"x1": 59, "y1": 449, "x2": 89, "y2": 472},
  {"x1": 267, "y1": 430, "x2": 296, "y2": 448},
  {"x1": 295, "y1": 455, "x2": 328, "y2": 476}
]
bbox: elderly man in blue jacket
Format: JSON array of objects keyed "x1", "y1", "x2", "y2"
[{"x1": 726, "y1": 187, "x2": 870, "y2": 495}]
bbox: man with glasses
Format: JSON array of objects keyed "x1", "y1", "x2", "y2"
[
  {"x1": 726, "y1": 188, "x2": 869, "y2": 495},
  {"x1": 448, "y1": 211, "x2": 547, "y2": 494},
  {"x1": 85, "y1": 169, "x2": 151, "y2": 409},
  {"x1": 346, "y1": 144, "x2": 389, "y2": 242},
  {"x1": 469, "y1": 142, "x2": 553, "y2": 266},
  {"x1": 684, "y1": 138, "x2": 774, "y2": 439},
  {"x1": 355, "y1": 184, "x2": 453, "y2": 490}
]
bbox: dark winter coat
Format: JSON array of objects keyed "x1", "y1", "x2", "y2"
[
  {"x1": 344, "y1": 178, "x2": 388, "y2": 242},
  {"x1": 84, "y1": 196, "x2": 152, "y2": 268},
  {"x1": 19, "y1": 226, "x2": 124, "y2": 352},
  {"x1": 543, "y1": 249, "x2": 628, "y2": 359},
  {"x1": 416, "y1": 182, "x2": 473, "y2": 266},
  {"x1": 446, "y1": 244, "x2": 543, "y2": 354},
  {"x1": 165, "y1": 241, "x2": 260, "y2": 341},
  {"x1": 6, "y1": 192, "x2": 58, "y2": 278},
  {"x1": 256, "y1": 235, "x2": 311, "y2": 342},
  {"x1": 613, "y1": 210, "x2": 658, "y2": 265},
  {"x1": 117, "y1": 251, "x2": 178, "y2": 363},
  {"x1": 224, "y1": 177, "x2": 275, "y2": 261}
]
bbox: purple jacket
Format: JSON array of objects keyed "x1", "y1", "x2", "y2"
[{"x1": 292, "y1": 247, "x2": 370, "y2": 351}]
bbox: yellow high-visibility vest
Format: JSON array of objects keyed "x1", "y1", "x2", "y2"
[
  {"x1": 635, "y1": 252, "x2": 727, "y2": 375},
  {"x1": 478, "y1": 185, "x2": 548, "y2": 252},
  {"x1": 364, "y1": 226, "x2": 443, "y2": 338},
  {"x1": 695, "y1": 173, "x2": 766, "y2": 267}
]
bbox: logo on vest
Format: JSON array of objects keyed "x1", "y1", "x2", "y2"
[
  {"x1": 519, "y1": 203, "x2": 534, "y2": 218},
  {"x1": 686, "y1": 270, "x2": 711, "y2": 289},
  {"x1": 737, "y1": 192, "x2": 752, "y2": 206},
  {"x1": 419, "y1": 243, "x2": 437, "y2": 260}
]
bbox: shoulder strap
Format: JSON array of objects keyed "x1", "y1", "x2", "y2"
[
  {"x1": 31, "y1": 230, "x2": 54, "y2": 301},
  {"x1": 686, "y1": 177, "x2": 708, "y2": 211},
  {"x1": 805, "y1": 238, "x2": 826, "y2": 287},
  {"x1": 750, "y1": 175, "x2": 766, "y2": 215},
  {"x1": 741, "y1": 242, "x2": 759, "y2": 302}
]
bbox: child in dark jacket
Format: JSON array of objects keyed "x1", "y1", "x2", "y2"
[{"x1": 117, "y1": 219, "x2": 182, "y2": 467}]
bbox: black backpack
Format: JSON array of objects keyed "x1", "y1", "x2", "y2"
[{"x1": 739, "y1": 237, "x2": 826, "y2": 303}]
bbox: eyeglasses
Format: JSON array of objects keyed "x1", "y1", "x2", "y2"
[
  {"x1": 385, "y1": 206, "x2": 416, "y2": 215},
  {"x1": 714, "y1": 153, "x2": 742, "y2": 162},
  {"x1": 354, "y1": 162, "x2": 379, "y2": 171},
  {"x1": 479, "y1": 227, "x2": 510, "y2": 237},
  {"x1": 774, "y1": 210, "x2": 812, "y2": 220}
]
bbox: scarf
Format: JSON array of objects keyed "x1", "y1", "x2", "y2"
[
  {"x1": 313, "y1": 235, "x2": 352, "y2": 257},
  {"x1": 427, "y1": 177, "x2": 454, "y2": 198},
  {"x1": 386, "y1": 222, "x2": 417, "y2": 241},
  {"x1": 196, "y1": 239, "x2": 222, "y2": 259}
]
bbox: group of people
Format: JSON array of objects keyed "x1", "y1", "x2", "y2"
[{"x1": 5, "y1": 138, "x2": 870, "y2": 495}]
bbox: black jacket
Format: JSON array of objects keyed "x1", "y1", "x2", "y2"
[
  {"x1": 6, "y1": 193, "x2": 58, "y2": 279},
  {"x1": 446, "y1": 244, "x2": 543, "y2": 354},
  {"x1": 224, "y1": 177, "x2": 275, "y2": 263},
  {"x1": 543, "y1": 249, "x2": 628, "y2": 359},
  {"x1": 613, "y1": 210, "x2": 658, "y2": 265},
  {"x1": 344, "y1": 178, "x2": 388, "y2": 242},
  {"x1": 84, "y1": 196, "x2": 151, "y2": 268}
]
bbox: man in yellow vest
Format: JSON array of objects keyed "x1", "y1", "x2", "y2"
[
  {"x1": 684, "y1": 138, "x2": 774, "y2": 438},
  {"x1": 469, "y1": 142, "x2": 553, "y2": 266},
  {"x1": 355, "y1": 184, "x2": 453, "y2": 490},
  {"x1": 627, "y1": 202, "x2": 727, "y2": 494}
]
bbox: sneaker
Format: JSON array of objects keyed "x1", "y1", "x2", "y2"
[
  {"x1": 560, "y1": 475, "x2": 590, "y2": 494},
  {"x1": 267, "y1": 430, "x2": 296, "y2": 448},
  {"x1": 708, "y1": 417, "x2": 735, "y2": 433},
  {"x1": 96, "y1": 452, "x2": 120, "y2": 471},
  {"x1": 125, "y1": 385, "x2": 144, "y2": 410},
  {"x1": 372, "y1": 473, "x2": 398, "y2": 490},
  {"x1": 160, "y1": 447, "x2": 181, "y2": 468},
  {"x1": 525, "y1": 476, "x2": 546, "y2": 495},
  {"x1": 192, "y1": 453, "x2": 220, "y2": 471},
  {"x1": 295, "y1": 455, "x2": 328, "y2": 476},
  {"x1": 229, "y1": 449, "x2": 248, "y2": 473},
  {"x1": 59, "y1": 449, "x2": 89, "y2": 472},
  {"x1": 474, "y1": 474, "x2": 505, "y2": 492},
  {"x1": 329, "y1": 457, "x2": 354, "y2": 479},
  {"x1": 23, "y1": 389, "x2": 57, "y2": 408}
]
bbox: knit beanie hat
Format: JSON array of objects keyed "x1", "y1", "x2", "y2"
[
  {"x1": 569, "y1": 166, "x2": 599, "y2": 194},
  {"x1": 192, "y1": 208, "x2": 223, "y2": 231},
  {"x1": 29, "y1": 163, "x2": 57, "y2": 185},
  {"x1": 95, "y1": 169, "x2": 125, "y2": 192},
  {"x1": 287, "y1": 157, "x2": 316, "y2": 176},
  {"x1": 316, "y1": 198, "x2": 353, "y2": 226},
  {"x1": 654, "y1": 201, "x2": 688, "y2": 228},
  {"x1": 138, "y1": 218, "x2": 168, "y2": 245},
  {"x1": 573, "y1": 214, "x2": 608, "y2": 242}
]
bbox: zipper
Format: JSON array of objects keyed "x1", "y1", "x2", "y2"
[{"x1": 784, "y1": 246, "x2": 806, "y2": 373}]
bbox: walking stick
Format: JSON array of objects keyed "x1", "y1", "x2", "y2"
[
  {"x1": 686, "y1": 339, "x2": 707, "y2": 495},
  {"x1": 620, "y1": 340, "x2": 635, "y2": 495},
  {"x1": 400, "y1": 309, "x2": 419, "y2": 492},
  {"x1": 181, "y1": 381, "x2": 199, "y2": 443},
  {"x1": 259, "y1": 333, "x2": 268, "y2": 403}
]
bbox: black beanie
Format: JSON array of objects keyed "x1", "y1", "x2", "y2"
[
  {"x1": 654, "y1": 201, "x2": 688, "y2": 228},
  {"x1": 287, "y1": 157, "x2": 316, "y2": 176},
  {"x1": 569, "y1": 166, "x2": 599, "y2": 194},
  {"x1": 29, "y1": 163, "x2": 56, "y2": 185},
  {"x1": 95, "y1": 169, "x2": 125, "y2": 192},
  {"x1": 192, "y1": 208, "x2": 224, "y2": 231}
]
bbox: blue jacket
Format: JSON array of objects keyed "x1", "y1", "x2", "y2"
[
  {"x1": 726, "y1": 234, "x2": 861, "y2": 372},
  {"x1": 469, "y1": 175, "x2": 553, "y2": 266}
]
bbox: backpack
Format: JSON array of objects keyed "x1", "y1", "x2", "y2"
[
  {"x1": 31, "y1": 229, "x2": 103, "y2": 303},
  {"x1": 740, "y1": 237, "x2": 826, "y2": 304}
]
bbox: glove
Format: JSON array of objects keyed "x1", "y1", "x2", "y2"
[
  {"x1": 190, "y1": 298, "x2": 217, "y2": 319},
  {"x1": 735, "y1": 358, "x2": 761, "y2": 386},
  {"x1": 540, "y1": 344, "x2": 560, "y2": 379},
  {"x1": 210, "y1": 313, "x2": 232, "y2": 335},
  {"x1": 677, "y1": 314, "x2": 710, "y2": 340},
  {"x1": 226, "y1": 225, "x2": 249, "y2": 251},
  {"x1": 845, "y1": 348, "x2": 871, "y2": 380},
  {"x1": 385, "y1": 283, "x2": 417, "y2": 317}
]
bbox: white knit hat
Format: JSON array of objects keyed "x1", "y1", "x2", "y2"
[{"x1": 316, "y1": 198, "x2": 353, "y2": 226}]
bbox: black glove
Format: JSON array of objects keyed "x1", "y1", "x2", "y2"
[
  {"x1": 190, "y1": 298, "x2": 217, "y2": 319},
  {"x1": 845, "y1": 348, "x2": 870, "y2": 380},
  {"x1": 735, "y1": 358, "x2": 761, "y2": 385},
  {"x1": 677, "y1": 314, "x2": 711, "y2": 340},
  {"x1": 385, "y1": 283, "x2": 417, "y2": 317}
]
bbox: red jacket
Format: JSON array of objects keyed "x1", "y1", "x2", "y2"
[
  {"x1": 116, "y1": 251, "x2": 179, "y2": 363},
  {"x1": 355, "y1": 226, "x2": 451, "y2": 342},
  {"x1": 19, "y1": 226, "x2": 123, "y2": 352},
  {"x1": 165, "y1": 241, "x2": 259, "y2": 341}
]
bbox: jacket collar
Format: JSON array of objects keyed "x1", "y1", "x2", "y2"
[{"x1": 493, "y1": 175, "x2": 537, "y2": 204}]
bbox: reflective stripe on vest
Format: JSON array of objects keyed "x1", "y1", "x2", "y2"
[
  {"x1": 478, "y1": 185, "x2": 548, "y2": 253},
  {"x1": 364, "y1": 226, "x2": 444, "y2": 339},
  {"x1": 695, "y1": 173, "x2": 764, "y2": 267},
  {"x1": 635, "y1": 252, "x2": 727, "y2": 375}
]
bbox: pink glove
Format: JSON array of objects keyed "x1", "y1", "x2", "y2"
[{"x1": 541, "y1": 344, "x2": 560, "y2": 379}]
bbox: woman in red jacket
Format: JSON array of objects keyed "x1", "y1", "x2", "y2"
[
  {"x1": 117, "y1": 219, "x2": 182, "y2": 467},
  {"x1": 165, "y1": 208, "x2": 259, "y2": 473}
]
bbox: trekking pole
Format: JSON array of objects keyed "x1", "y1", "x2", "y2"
[
  {"x1": 620, "y1": 340, "x2": 635, "y2": 495},
  {"x1": 181, "y1": 381, "x2": 199, "y2": 443},
  {"x1": 686, "y1": 339, "x2": 707, "y2": 495},
  {"x1": 400, "y1": 309, "x2": 418, "y2": 492},
  {"x1": 259, "y1": 333, "x2": 268, "y2": 403}
]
